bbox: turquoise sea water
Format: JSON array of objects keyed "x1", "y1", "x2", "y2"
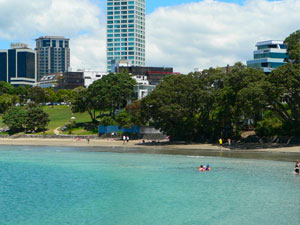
[{"x1": 0, "y1": 146, "x2": 299, "y2": 225}]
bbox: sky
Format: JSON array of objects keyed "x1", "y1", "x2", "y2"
[{"x1": 0, "y1": 0, "x2": 298, "y2": 73}]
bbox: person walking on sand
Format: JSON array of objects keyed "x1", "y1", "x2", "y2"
[
  {"x1": 123, "y1": 135, "x2": 126, "y2": 144},
  {"x1": 219, "y1": 138, "x2": 223, "y2": 150},
  {"x1": 126, "y1": 136, "x2": 129, "y2": 143},
  {"x1": 87, "y1": 136, "x2": 90, "y2": 144}
]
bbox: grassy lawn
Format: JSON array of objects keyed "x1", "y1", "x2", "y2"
[
  {"x1": 42, "y1": 105, "x2": 93, "y2": 134},
  {"x1": 0, "y1": 105, "x2": 96, "y2": 135}
]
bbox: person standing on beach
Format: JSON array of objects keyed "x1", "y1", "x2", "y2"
[
  {"x1": 87, "y1": 136, "x2": 90, "y2": 144},
  {"x1": 219, "y1": 138, "x2": 223, "y2": 150},
  {"x1": 227, "y1": 138, "x2": 231, "y2": 146},
  {"x1": 126, "y1": 136, "x2": 129, "y2": 143},
  {"x1": 123, "y1": 135, "x2": 126, "y2": 144}
]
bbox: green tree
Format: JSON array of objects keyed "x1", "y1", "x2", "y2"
[
  {"x1": 89, "y1": 72, "x2": 137, "y2": 117},
  {"x1": 71, "y1": 87, "x2": 99, "y2": 123},
  {"x1": 0, "y1": 81, "x2": 14, "y2": 95},
  {"x1": 44, "y1": 88, "x2": 57, "y2": 104},
  {"x1": 0, "y1": 94, "x2": 19, "y2": 113},
  {"x1": 56, "y1": 89, "x2": 74, "y2": 103},
  {"x1": 3, "y1": 106, "x2": 27, "y2": 133},
  {"x1": 264, "y1": 63, "x2": 300, "y2": 136},
  {"x1": 284, "y1": 30, "x2": 300, "y2": 63},
  {"x1": 14, "y1": 85, "x2": 30, "y2": 104},
  {"x1": 223, "y1": 63, "x2": 267, "y2": 132},
  {"x1": 28, "y1": 86, "x2": 46, "y2": 103},
  {"x1": 141, "y1": 74, "x2": 215, "y2": 141},
  {"x1": 256, "y1": 30, "x2": 300, "y2": 137},
  {"x1": 24, "y1": 104, "x2": 50, "y2": 133},
  {"x1": 72, "y1": 72, "x2": 136, "y2": 123}
]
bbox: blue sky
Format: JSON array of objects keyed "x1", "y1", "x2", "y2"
[
  {"x1": 146, "y1": 0, "x2": 279, "y2": 13},
  {"x1": 0, "y1": 0, "x2": 278, "y2": 49},
  {"x1": 147, "y1": 0, "x2": 243, "y2": 13},
  {"x1": 0, "y1": 0, "x2": 297, "y2": 73}
]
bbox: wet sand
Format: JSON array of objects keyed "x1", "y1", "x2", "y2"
[{"x1": 0, "y1": 137, "x2": 299, "y2": 161}]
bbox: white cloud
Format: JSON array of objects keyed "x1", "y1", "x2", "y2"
[
  {"x1": 0, "y1": 0, "x2": 102, "y2": 39},
  {"x1": 0, "y1": 0, "x2": 299, "y2": 73},
  {"x1": 0, "y1": 0, "x2": 106, "y2": 70},
  {"x1": 146, "y1": 0, "x2": 300, "y2": 73}
]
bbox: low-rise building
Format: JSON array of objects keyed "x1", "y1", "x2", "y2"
[
  {"x1": 113, "y1": 65, "x2": 177, "y2": 99},
  {"x1": 37, "y1": 71, "x2": 84, "y2": 90},
  {"x1": 82, "y1": 70, "x2": 108, "y2": 87},
  {"x1": 247, "y1": 40, "x2": 288, "y2": 74},
  {"x1": 37, "y1": 73, "x2": 61, "y2": 89},
  {"x1": 114, "y1": 65, "x2": 176, "y2": 85}
]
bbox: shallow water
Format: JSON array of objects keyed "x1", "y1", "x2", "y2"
[{"x1": 0, "y1": 146, "x2": 299, "y2": 225}]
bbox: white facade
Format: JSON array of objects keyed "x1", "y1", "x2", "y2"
[
  {"x1": 134, "y1": 84, "x2": 155, "y2": 100},
  {"x1": 83, "y1": 71, "x2": 108, "y2": 87},
  {"x1": 132, "y1": 74, "x2": 148, "y2": 85},
  {"x1": 106, "y1": 0, "x2": 146, "y2": 72}
]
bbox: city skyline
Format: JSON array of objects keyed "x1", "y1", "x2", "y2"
[{"x1": 0, "y1": 0, "x2": 299, "y2": 73}]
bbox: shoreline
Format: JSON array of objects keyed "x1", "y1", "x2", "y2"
[
  {"x1": 0, "y1": 137, "x2": 299, "y2": 154},
  {"x1": 1, "y1": 137, "x2": 300, "y2": 152}
]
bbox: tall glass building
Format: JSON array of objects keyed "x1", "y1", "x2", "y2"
[
  {"x1": 106, "y1": 0, "x2": 146, "y2": 72},
  {"x1": 0, "y1": 43, "x2": 37, "y2": 86},
  {"x1": 247, "y1": 40, "x2": 288, "y2": 74},
  {"x1": 35, "y1": 36, "x2": 70, "y2": 80}
]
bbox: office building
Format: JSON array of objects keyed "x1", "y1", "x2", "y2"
[
  {"x1": 35, "y1": 36, "x2": 70, "y2": 80},
  {"x1": 0, "y1": 43, "x2": 37, "y2": 86},
  {"x1": 106, "y1": 0, "x2": 146, "y2": 72},
  {"x1": 247, "y1": 40, "x2": 288, "y2": 74}
]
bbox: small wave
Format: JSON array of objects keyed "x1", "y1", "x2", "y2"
[{"x1": 186, "y1": 156, "x2": 205, "y2": 158}]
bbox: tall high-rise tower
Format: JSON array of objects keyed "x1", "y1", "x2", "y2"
[
  {"x1": 106, "y1": 0, "x2": 146, "y2": 72},
  {"x1": 35, "y1": 36, "x2": 70, "y2": 80}
]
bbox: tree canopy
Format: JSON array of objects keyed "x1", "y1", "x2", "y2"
[{"x1": 71, "y1": 71, "x2": 136, "y2": 123}]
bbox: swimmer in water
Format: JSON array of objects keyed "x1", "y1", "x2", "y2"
[
  {"x1": 198, "y1": 165, "x2": 204, "y2": 172},
  {"x1": 206, "y1": 164, "x2": 211, "y2": 171},
  {"x1": 295, "y1": 160, "x2": 300, "y2": 174}
]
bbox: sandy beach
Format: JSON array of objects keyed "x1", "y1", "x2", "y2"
[{"x1": 0, "y1": 137, "x2": 300, "y2": 154}]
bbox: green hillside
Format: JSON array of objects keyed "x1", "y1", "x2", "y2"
[{"x1": 0, "y1": 105, "x2": 96, "y2": 135}]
